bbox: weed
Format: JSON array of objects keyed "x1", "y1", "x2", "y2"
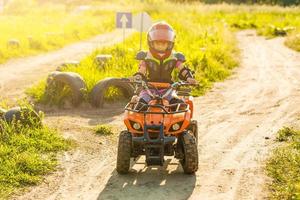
[
  {"x1": 0, "y1": 103, "x2": 72, "y2": 199},
  {"x1": 266, "y1": 127, "x2": 300, "y2": 200},
  {"x1": 94, "y1": 125, "x2": 114, "y2": 135}
]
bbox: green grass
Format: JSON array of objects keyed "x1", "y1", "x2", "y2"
[
  {"x1": 28, "y1": 3, "x2": 240, "y2": 105},
  {"x1": 0, "y1": 0, "x2": 115, "y2": 64},
  {"x1": 266, "y1": 127, "x2": 300, "y2": 200},
  {"x1": 216, "y1": 5, "x2": 300, "y2": 51},
  {"x1": 93, "y1": 125, "x2": 114, "y2": 135},
  {"x1": 2, "y1": 1, "x2": 300, "y2": 64},
  {"x1": 285, "y1": 32, "x2": 300, "y2": 52},
  {"x1": 26, "y1": 3, "x2": 300, "y2": 105},
  {"x1": 0, "y1": 103, "x2": 72, "y2": 199}
]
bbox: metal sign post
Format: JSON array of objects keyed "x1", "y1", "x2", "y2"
[
  {"x1": 139, "y1": 12, "x2": 144, "y2": 50},
  {"x1": 116, "y1": 12, "x2": 132, "y2": 51},
  {"x1": 121, "y1": 14, "x2": 128, "y2": 46},
  {"x1": 132, "y1": 12, "x2": 152, "y2": 51}
]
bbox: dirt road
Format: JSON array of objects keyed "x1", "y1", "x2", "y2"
[
  {"x1": 11, "y1": 30, "x2": 300, "y2": 200},
  {"x1": 0, "y1": 29, "x2": 134, "y2": 102}
]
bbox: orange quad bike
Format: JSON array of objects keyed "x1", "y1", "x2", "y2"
[{"x1": 116, "y1": 79, "x2": 198, "y2": 174}]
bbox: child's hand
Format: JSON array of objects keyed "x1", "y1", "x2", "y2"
[
  {"x1": 130, "y1": 95, "x2": 139, "y2": 103},
  {"x1": 128, "y1": 75, "x2": 142, "y2": 82},
  {"x1": 187, "y1": 78, "x2": 198, "y2": 85}
]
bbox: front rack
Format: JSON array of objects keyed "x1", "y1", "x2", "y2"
[{"x1": 125, "y1": 102, "x2": 189, "y2": 114}]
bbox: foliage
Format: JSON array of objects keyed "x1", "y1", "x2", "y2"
[
  {"x1": 218, "y1": 6, "x2": 300, "y2": 51},
  {"x1": 169, "y1": 0, "x2": 300, "y2": 6},
  {"x1": 285, "y1": 32, "x2": 300, "y2": 52},
  {"x1": 93, "y1": 125, "x2": 114, "y2": 135},
  {"x1": 266, "y1": 127, "x2": 300, "y2": 199},
  {"x1": 0, "y1": 1, "x2": 114, "y2": 64},
  {"x1": 28, "y1": 4, "x2": 240, "y2": 104},
  {"x1": 0, "y1": 102, "x2": 72, "y2": 199}
]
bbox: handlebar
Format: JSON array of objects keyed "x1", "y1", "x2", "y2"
[
  {"x1": 120, "y1": 78, "x2": 198, "y2": 98},
  {"x1": 120, "y1": 78, "x2": 197, "y2": 88}
]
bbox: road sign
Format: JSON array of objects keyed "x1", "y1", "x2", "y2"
[
  {"x1": 132, "y1": 12, "x2": 153, "y2": 50},
  {"x1": 132, "y1": 12, "x2": 152, "y2": 32},
  {"x1": 116, "y1": 12, "x2": 132, "y2": 29}
]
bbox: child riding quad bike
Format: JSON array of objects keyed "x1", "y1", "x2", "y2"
[
  {"x1": 117, "y1": 80, "x2": 199, "y2": 174},
  {"x1": 116, "y1": 21, "x2": 199, "y2": 174}
]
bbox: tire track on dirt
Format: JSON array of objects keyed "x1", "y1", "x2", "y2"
[
  {"x1": 190, "y1": 30, "x2": 300, "y2": 200},
  {"x1": 13, "y1": 30, "x2": 300, "y2": 200}
]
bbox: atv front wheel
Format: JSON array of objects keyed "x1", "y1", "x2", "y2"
[
  {"x1": 188, "y1": 120, "x2": 198, "y2": 145},
  {"x1": 180, "y1": 132, "x2": 198, "y2": 174},
  {"x1": 116, "y1": 131, "x2": 132, "y2": 174}
]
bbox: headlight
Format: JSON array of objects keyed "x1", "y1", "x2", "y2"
[
  {"x1": 172, "y1": 123, "x2": 180, "y2": 131},
  {"x1": 133, "y1": 123, "x2": 141, "y2": 130}
]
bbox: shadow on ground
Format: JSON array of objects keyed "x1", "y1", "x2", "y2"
[
  {"x1": 39, "y1": 102, "x2": 126, "y2": 125},
  {"x1": 97, "y1": 158, "x2": 196, "y2": 200}
]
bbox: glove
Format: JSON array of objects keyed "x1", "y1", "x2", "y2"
[{"x1": 187, "y1": 78, "x2": 198, "y2": 84}]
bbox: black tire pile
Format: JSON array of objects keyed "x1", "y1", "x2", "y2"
[
  {"x1": 90, "y1": 77, "x2": 134, "y2": 108},
  {"x1": 45, "y1": 71, "x2": 134, "y2": 108},
  {"x1": 46, "y1": 71, "x2": 86, "y2": 106}
]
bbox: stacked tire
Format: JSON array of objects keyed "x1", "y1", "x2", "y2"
[
  {"x1": 90, "y1": 78, "x2": 134, "y2": 108},
  {"x1": 44, "y1": 72, "x2": 134, "y2": 108},
  {"x1": 46, "y1": 71, "x2": 87, "y2": 106},
  {"x1": 0, "y1": 106, "x2": 42, "y2": 128}
]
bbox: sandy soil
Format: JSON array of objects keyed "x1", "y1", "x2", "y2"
[{"x1": 7, "y1": 30, "x2": 300, "y2": 200}]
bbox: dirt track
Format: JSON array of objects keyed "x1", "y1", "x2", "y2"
[{"x1": 8, "y1": 30, "x2": 300, "y2": 200}]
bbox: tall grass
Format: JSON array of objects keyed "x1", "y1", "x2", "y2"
[
  {"x1": 266, "y1": 127, "x2": 300, "y2": 199},
  {"x1": 28, "y1": 4, "x2": 240, "y2": 105},
  {"x1": 0, "y1": 102, "x2": 72, "y2": 199},
  {"x1": 157, "y1": 3, "x2": 300, "y2": 50},
  {"x1": 210, "y1": 5, "x2": 300, "y2": 50},
  {"x1": 27, "y1": 2, "x2": 300, "y2": 106},
  {"x1": 0, "y1": 0, "x2": 115, "y2": 64}
]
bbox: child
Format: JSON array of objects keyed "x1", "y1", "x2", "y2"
[{"x1": 132, "y1": 21, "x2": 197, "y2": 104}]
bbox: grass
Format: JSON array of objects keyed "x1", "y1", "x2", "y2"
[
  {"x1": 27, "y1": 3, "x2": 300, "y2": 105},
  {"x1": 285, "y1": 32, "x2": 300, "y2": 52},
  {"x1": 0, "y1": 102, "x2": 72, "y2": 199},
  {"x1": 93, "y1": 125, "x2": 114, "y2": 135},
  {"x1": 0, "y1": 0, "x2": 115, "y2": 64},
  {"x1": 215, "y1": 5, "x2": 300, "y2": 51},
  {"x1": 28, "y1": 3, "x2": 241, "y2": 105},
  {"x1": 1, "y1": 1, "x2": 300, "y2": 65},
  {"x1": 266, "y1": 127, "x2": 300, "y2": 200}
]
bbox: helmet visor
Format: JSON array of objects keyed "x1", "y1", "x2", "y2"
[{"x1": 148, "y1": 29, "x2": 175, "y2": 42}]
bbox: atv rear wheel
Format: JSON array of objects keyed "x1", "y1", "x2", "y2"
[
  {"x1": 180, "y1": 132, "x2": 198, "y2": 174},
  {"x1": 188, "y1": 120, "x2": 198, "y2": 145},
  {"x1": 116, "y1": 131, "x2": 132, "y2": 174}
]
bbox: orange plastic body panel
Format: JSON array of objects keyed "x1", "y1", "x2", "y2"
[
  {"x1": 183, "y1": 96, "x2": 194, "y2": 118},
  {"x1": 124, "y1": 99, "x2": 192, "y2": 137}
]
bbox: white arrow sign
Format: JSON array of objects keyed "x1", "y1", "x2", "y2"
[{"x1": 120, "y1": 14, "x2": 129, "y2": 29}]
